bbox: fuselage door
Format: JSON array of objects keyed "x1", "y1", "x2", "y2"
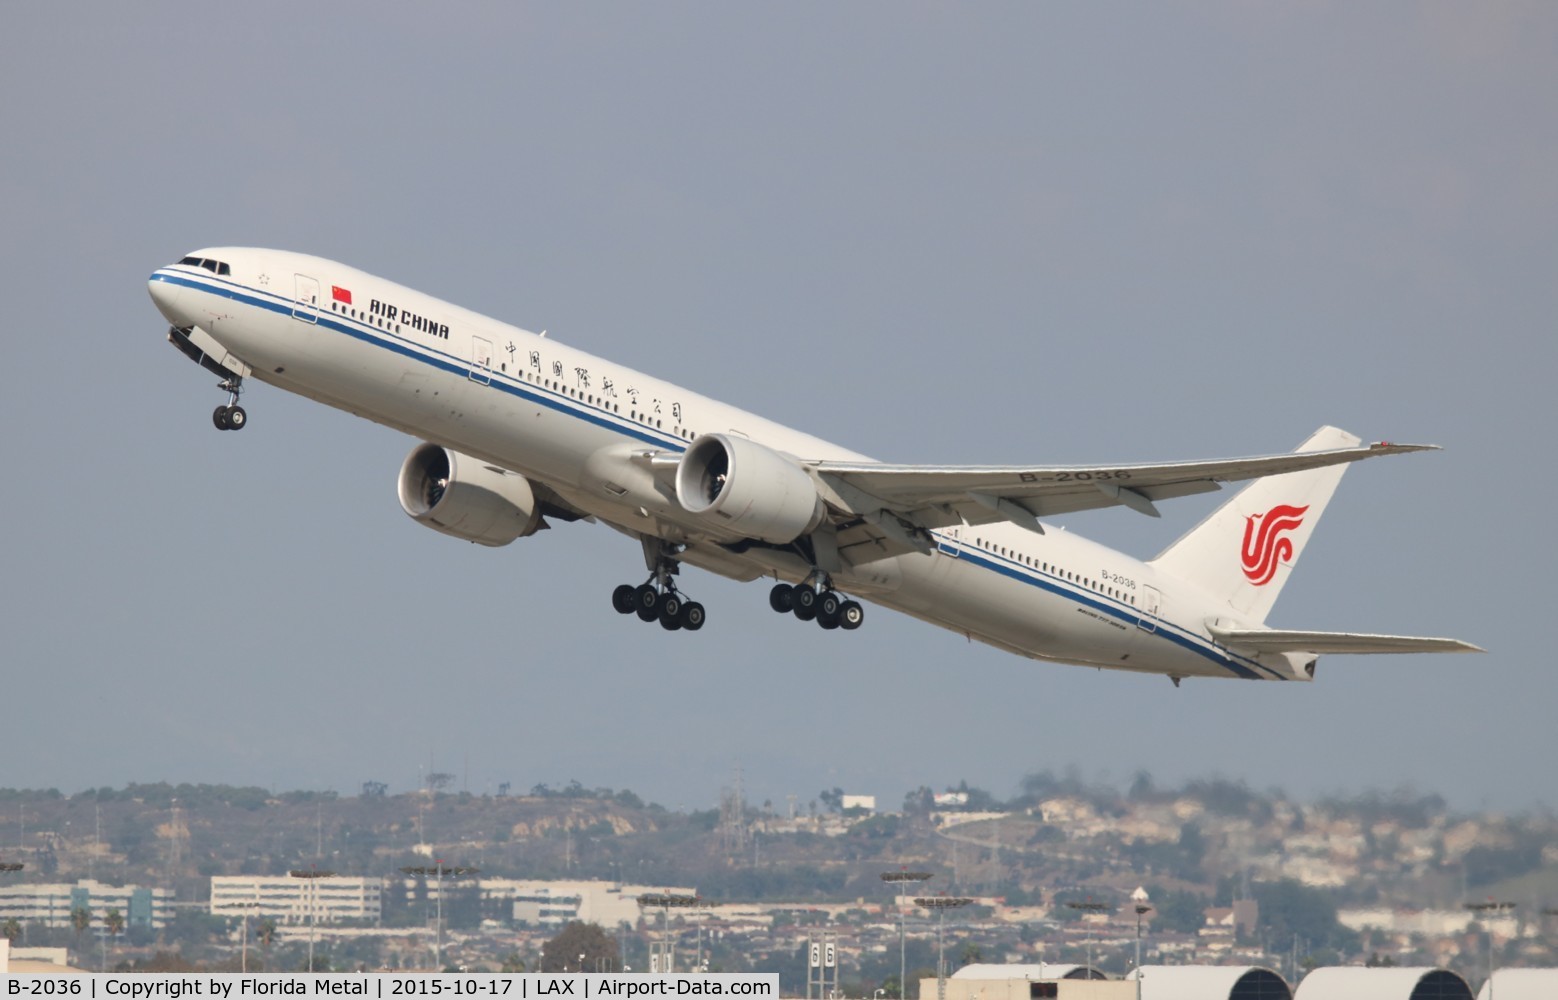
[
  {"x1": 292, "y1": 274, "x2": 320, "y2": 324},
  {"x1": 470, "y1": 336, "x2": 493, "y2": 385},
  {"x1": 1137, "y1": 584, "x2": 1161, "y2": 633}
]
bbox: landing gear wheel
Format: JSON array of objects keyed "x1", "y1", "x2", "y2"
[
  {"x1": 213, "y1": 405, "x2": 231, "y2": 430},
  {"x1": 612, "y1": 584, "x2": 637, "y2": 615},
  {"x1": 680, "y1": 602, "x2": 706, "y2": 631},
  {"x1": 817, "y1": 592, "x2": 843, "y2": 629},
  {"x1": 658, "y1": 594, "x2": 684, "y2": 631},
  {"x1": 792, "y1": 585, "x2": 818, "y2": 622},
  {"x1": 768, "y1": 583, "x2": 795, "y2": 613},
  {"x1": 634, "y1": 584, "x2": 661, "y2": 622},
  {"x1": 839, "y1": 600, "x2": 864, "y2": 630},
  {"x1": 226, "y1": 405, "x2": 247, "y2": 430}
]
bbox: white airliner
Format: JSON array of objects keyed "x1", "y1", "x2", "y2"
[{"x1": 148, "y1": 249, "x2": 1478, "y2": 683}]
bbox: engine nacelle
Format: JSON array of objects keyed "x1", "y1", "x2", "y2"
[
  {"x1": 398, "y1": 443, "x2": 543, "y2": 546},
  {"x1": 675, "y1": 434, "x2": 825, "y2": 544}
]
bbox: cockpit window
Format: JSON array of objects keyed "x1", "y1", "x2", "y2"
[{"x1": 178, "y1": 256, "x2": 230, "y2": 276}]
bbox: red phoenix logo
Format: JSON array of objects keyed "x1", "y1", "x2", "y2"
[{"x1": 1240, "y1": 504, "x2": 1309, "y2": 586}]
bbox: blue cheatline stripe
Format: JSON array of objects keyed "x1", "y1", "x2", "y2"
[
  {"x1": 157, "y1": 269, "x2": 1281, "y2": 678},
  {"x1": 150, "y1": 270, "x2": 689, "y2": 452},
  {"x1": 936, "y1": 539, "x2": 1277, "y2": 680}
]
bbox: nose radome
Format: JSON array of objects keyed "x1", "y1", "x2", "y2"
[{"x1": 148, "y1": 273, "x2": 183, "y2": 320}]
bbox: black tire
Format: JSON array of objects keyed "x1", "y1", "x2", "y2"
[
  {"x1": 819, "y1": 591, "x2": 842, "y2": 619},
  {"x1": 768, "y1": 583, "x2": 794, "y2": 613},
  {"x1": 659, "y1": 594, "x2": 683, "y2": 622},
  {"x1": 818, "y1": 613, "x2": 840, "y2": 630},
  {"x1": 213, "y1": 405, "x2": 231, "y2": 430},
  {"x1": 612, "y1": 584, "x2": 637, "y2": 615},
  {"x1": 792, "y1": 585, "x2": 818, "y2": 621},
  {"x1": 634, "y1": 584, "x2": 660, "y2": 622},
  {"x1": 680, "y1": 602, "x2": 706, "y2": 631},
  {"x1": 840, "y1": 600, "x2": 864, "y2": 630},
  {"x1": 659, "y1": 606, "x2": 683, "y2": 630},
  {"x1": 226, "y1": 405, "x2": 247, "y2": 430}
]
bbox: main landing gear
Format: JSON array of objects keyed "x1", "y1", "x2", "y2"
[
  {"x1": 767, "y1": 576, "x2": 864, "y2": 631},
  {"x1": 211, "y1": 375, "x2": 248, "y2": 431},
  {"x1": 611, "y1": 546, "x2": 705, "y2": 632}
]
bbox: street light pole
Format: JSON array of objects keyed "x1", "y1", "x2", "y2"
[
  {"x1": 880, "y1": 870, "x2": 932, "y2": 1000},
  {"x1": 637, "y1": 893, "x2": 701, "y2": 974},
  {"x1": 1064, "y1": 900, "x2": 1110, "y2": 977},
  {"x1": 1133, "y1": 902, "x2": 1152, "y2": 1000},
  {"x1": 289, "y1": 867, "x2": 337, "y2": 972},
  {"x1": 1464, "y1": 900, "x2": 1515, "y2": 1000},
  {"x1": 914, "y1": 895, "x2": 973, "y2": 1000},
  {"x1": 228, "y1": 900, "x2": 261, "y2": 973},
  {"x1": 401, "y1": 862, "x2": 480, "y2": 970}
]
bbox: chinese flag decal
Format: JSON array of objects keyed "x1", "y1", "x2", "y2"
[{"x1": 331, "y1": 285, "x2": 353, "y2": 305}]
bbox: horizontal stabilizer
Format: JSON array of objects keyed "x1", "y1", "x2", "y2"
[{"x1": 1207, "y1": 625, "x2": 1483, "y2": 655}]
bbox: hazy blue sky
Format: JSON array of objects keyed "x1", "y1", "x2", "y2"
[{"x1": 1, "y1": 4, "x2": 1552, "y2": 816}]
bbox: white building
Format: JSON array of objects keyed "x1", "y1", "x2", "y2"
[
  {"x1": 1338, "y1": 908, "x2": 1521, "y2": 940},
  {"x1": 1128, "y1": 965, "x2": 1292, "y2": 999},
  {"x1": 1293, "y1": 967, "x2": 1472, "y2": 999},
  {"x1": 470, "y1": 879, "x2": 697, "y2": 928},
  {"x1": 0, "y1": 879, "x2": 171, "y2": 931},
  {"x1": 930, "y1": 965, "x2": 1122, "y2": 1000},
  {"x1": 1477, "y1": 969, "x2": 1558, "y2": 1000},
  {"x1": 209, "y1": 875, "x2": 384, "y2": 925}
]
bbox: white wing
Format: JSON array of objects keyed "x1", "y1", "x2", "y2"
[
  {"x1": 807, "y1": 436, "x2": 1436, "y2": 561},
  {"x1": 1208, "y1": 626, "x2": 1483, "y2": 656}
]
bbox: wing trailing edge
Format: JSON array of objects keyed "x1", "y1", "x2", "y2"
[{"x1": 1207, "y1": 625, "x2": 1483, "y2": 656}]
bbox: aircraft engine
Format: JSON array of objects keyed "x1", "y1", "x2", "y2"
[
  {"x1": 675, "y1": 434, "x2": 825, "y2": 544},
  {"x1": 397, "y1": 443, "x2": 543, "y2": 546}
]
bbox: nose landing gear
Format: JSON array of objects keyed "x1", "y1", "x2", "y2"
[{"x1": 211, "y1": 376, "x2": 248, "y2": 431}]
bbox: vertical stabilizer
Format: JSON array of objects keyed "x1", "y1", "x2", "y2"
[{"x1": 1149, "y1": 426, "x2": 1359, "y2": 623}]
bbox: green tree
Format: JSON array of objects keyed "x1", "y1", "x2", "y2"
[
  {"x1": 1145, "y1": 887, "x2": 1210, "y2": 935},
  {"x1": 1, "y1": 917, "x2": 20, "y2": 943},
  {"x1": 539, "y1": 921, "x2": 619, "y2": 972},
  {"x1": 70, "y1": 906, "x2": 92, "y2": 945},
  {"x1": 104, "y1": 909, "x2": 125, "y2": 966},
  {"x1": 257, "y1": 919, "x2": 277, "y2": 968},
  {"x1": 1251, "y1": 879, "x2": 1359, "y2": 955},
  {"x1": 500, "y1": 952, "x2": 527, "y2": 973}
]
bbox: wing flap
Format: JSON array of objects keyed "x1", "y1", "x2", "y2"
[{"x1": 1208, "y1": 625, "x2": 1483, "y2": 655}]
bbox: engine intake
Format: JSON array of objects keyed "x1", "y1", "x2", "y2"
[
  {"x1": 675, "y1": 434, "x2": 824, "y2": 544},
  {"x1": 398, "y1": 443, "x2": 543, "y2": 546}
]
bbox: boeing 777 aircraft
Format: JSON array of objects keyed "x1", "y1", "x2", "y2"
[{"x1": 148, "y1": 248, "x2": 1478, "y2": 683}]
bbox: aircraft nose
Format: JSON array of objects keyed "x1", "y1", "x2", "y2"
[{"x1": 148, "y1": 272, "x2": 184, "y2": 321}]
